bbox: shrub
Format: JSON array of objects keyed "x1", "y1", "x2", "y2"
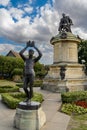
[
  {"x1": 1, "y1": 92, "x2": 43, "y2": 109},
  {"x1": 0, "y1": 56, "x2": 24, "y2": 79},
  {"x1": 16, "y1": 83, "x2": 23, "y2": 88},
  {"x1": 33, "y1": 80, "x2": 43, "y2": 87},
  {"x1": 61, "y1": 91, "x2": 87, "y2": 103},
  {"x1": 2, "y1": 93, "x2": 21, "y2": 109},
  {"x1": 34, "y1": 62, "x2": 47, "y2": 79},
  {"x1": 32, "y1": 92, "x2": 44, "y2": 103},
  {"x1": 0, "y1": 85, "x2": 19, "y2": 93},
  {"x1": 11, "y1": 68, "x2": 23, "y2": 76},
  {"x1": 61, "y1": 103, "x2": 87, "y2": 115},
  {"x1": 16, "y1": 80, "x2": 43, "y2": 88}
]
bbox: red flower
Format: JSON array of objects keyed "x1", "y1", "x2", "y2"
[{"x1": 74, "y1": 101, "x2": 87, "y2": 108}]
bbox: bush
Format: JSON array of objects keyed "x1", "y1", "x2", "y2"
[
  {"x1": 32, "y1": 92, "x2": 44, "y2": 103},
  {"x1": 0, "y1": 85, "x2": 19, "y2": 93},
  {"x1": 33, "y1": 80, "x2": 43, "y2": 87},
  {"x1": 61, "y1": 91, "x2": 87, "y2": 103},
  {"x1": 1, "y1": 92, "x2": 43, "y2": 109},
  {"x1": 11, "y1": 68, "x2": 23, "y2": 76},
  {"x1": 2, "y1": 93, "x2": 21, "y2": 109},
  {"x1": 16, "y1": 83, "x2": 23, "y2": 88},
  {"x1": 16, "y1": 80, "x2": 43, "y2": 88},
  {"x1": 61, "y1": 103, "x2": 87, "y2": 115},
  {"x1": 0, "y1": 55, "x2": 24, "y2": 79},
  {"x1": 34, "y1": 62, "x2": 47, "y2": 79}
]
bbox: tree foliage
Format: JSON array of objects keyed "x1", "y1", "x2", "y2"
[
  {"x1": 34, "y1": 62, "x2": 47, "y2": 79},
  {"x1": 78, "y1": 40, "x2": 87, "y2": 73},
  {"x1": 0, "y1": 55, "x2": 47, "y2": 79},
  {"x1": 78, "y1": 40, "x2": 87, "y2": 64},
  {"x1": 0, "y1": 56, "x2": 24, "y2": 78}
]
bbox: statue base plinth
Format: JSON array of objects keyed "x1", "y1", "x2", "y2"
[
  {"x1": 42, "y1": 63, "x2": 87, "y2": 92},
  {"x1": 14, "y1": 101, "x2": 46, "y2": 130}
]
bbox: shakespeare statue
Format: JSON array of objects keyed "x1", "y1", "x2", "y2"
[
  {"x1": 58, "y1": 13, "x2": 73, "y2": 33},
  {"x1": 19, "y1": 41, "x2": 42, "y2": 102}
]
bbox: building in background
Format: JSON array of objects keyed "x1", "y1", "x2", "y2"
[{"x1": 6, "y1": 50, "x2": 21, "y2": 58}]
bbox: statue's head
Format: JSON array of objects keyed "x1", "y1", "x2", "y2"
[
  {"x1": 62, "y1": 13, "x2": 65, "y2": 17},
  {"x1": 29, "y1": 49, "x2": 34, "y2": 57}
]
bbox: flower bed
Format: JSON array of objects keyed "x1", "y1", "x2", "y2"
[
  {"x1": 61, "y1": 103, "x2": 87, "y2": 115},
  {"x1": 61, "y1": 91, "x2": 87, "y2": 115},
  {"x1": 74, "y1": 101, "x2": 87, "y2": 108}
]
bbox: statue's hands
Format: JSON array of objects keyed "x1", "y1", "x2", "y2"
[
  {"x1": 31, "y1": 41, "x2": 35, "y2": 47},
  {"x1": 26, "y1": 40, "x2": 31, "y2": 47},
  {"x1": 26, "y1": 40, "x2": 35, "y2": 47}
]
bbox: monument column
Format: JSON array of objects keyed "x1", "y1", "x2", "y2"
[
  {"x1": 52, "y1": 33, "x2": 80, "y2": 64},
  {"x1": 42, "y1": 13, "x2": 87, "y2": 92}
]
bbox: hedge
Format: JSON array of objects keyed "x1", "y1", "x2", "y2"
[
  {"x1": 0, "y1": 85, "x2": 19, "y2": 93},
  {"x1": 34, "y1": 80, "x2": 43, "y2": 87},
  {"x1": 16, "y1": 80, "x2": 43, "y2": 88},
  {"x1": 1, "y1": 92, "x2": 43, "y2": 109},
  {"x1": 61, "y1": 91, "x2": 87, "y2": 103}
]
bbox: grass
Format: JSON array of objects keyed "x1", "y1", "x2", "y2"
[{"x1": 67, "y1": 114, "x2": 87, "y2": 130}]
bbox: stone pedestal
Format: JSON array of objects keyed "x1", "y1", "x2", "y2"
[
  {"x1": 43, "y1": 32, "x2": 87, "y2": 92},
  {"x1": 14, "y1": 101, "x2": 46, "y2": 130},
  {"x1": 43, "y1": 63, "x2": 87, "y2": 92}
]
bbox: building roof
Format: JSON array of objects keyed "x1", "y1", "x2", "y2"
[{"x1": 6, "y1": 50, "x2": 21, "y2": 58}]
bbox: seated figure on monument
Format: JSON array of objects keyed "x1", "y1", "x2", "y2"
[{"x1": 58, "y1": 13, "x2": 73, "y2": 33}]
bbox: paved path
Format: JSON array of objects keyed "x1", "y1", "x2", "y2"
[{"x1": 0, "y1": 88, "x2": 70, "y2": 130}]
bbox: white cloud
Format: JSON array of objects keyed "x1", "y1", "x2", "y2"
[
  {"x1": 1, "y1": 0, "x2": 87, "y2": 64},
  {"x1": 9, "y1": 7, "x2": 24, "y2": 20},
  {"x1": 17, "y1": 4, "x2": 33, "y2": 14},
  {"x1": 0, "y1": 2, "x2": 62, "y2": 64},
  {"x1": 0, "y1": 8, "x2": 15, "y2": 36},
  {"x1": 35, "y1": 43, "x2": 53, "y2": 65},
  {"x1": 0, "y1": 43, "x2": 22, "y2": 54},
  {"x1": 0, "y1": 0, "x2": 10, "y2": 6},
  {"x1": 73, "y1": 27, "x2": 87, "y2": 40},
  {"x1": 24, "y1": 6, "x2": 33, "y2": 13},
  {"x1": 54, "y1": 0, "x2": 87, "y2": 32},
  {"x1": 0, "y1": 3, "x2": 59, "y2": 43}
]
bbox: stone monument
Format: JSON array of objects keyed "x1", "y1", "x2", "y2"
[
  {"x1": 14, "y1": 41, "x2": 46, "y2": 130},
  {"x1": 43, "y1": 13, "x2": 87, "y2": 92}
]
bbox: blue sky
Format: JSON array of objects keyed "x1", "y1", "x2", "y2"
[{"x1": 0, "y1": 0, "x2": 87, "y2": 64}]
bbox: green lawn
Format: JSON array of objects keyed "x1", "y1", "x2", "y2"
[{"x1": 67, "y1": 114, "x2": 87, "y2": 130}]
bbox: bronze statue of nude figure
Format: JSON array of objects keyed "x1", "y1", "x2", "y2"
[{"x1": 19, "y1": 41, "x2": 42, "y2": 102}]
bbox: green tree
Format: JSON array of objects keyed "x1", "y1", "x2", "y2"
[
  {"x1": 0, "y1": 56, "x2": 24, "y2": 78},
  {"x1": 34, "y1": 62, "x2": 47, "y2": 79},
  {"x1": 78, "y1": 40, "x2": 87, "y2": 73},
  {"x1": 0, "y1": 55, "x2": 47, "y2": 79},
  {"x1": 78, "y1": 40, "x2": 87, "y2": 64}
]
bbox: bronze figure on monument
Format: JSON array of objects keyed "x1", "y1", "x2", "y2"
[{"x1": 58, "y1": 13, "x2": 73, "y2": 33}]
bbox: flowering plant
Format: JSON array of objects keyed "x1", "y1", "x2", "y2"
[{"x1": 74, "y1": 101, "x2": 87, "y2": 108}]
